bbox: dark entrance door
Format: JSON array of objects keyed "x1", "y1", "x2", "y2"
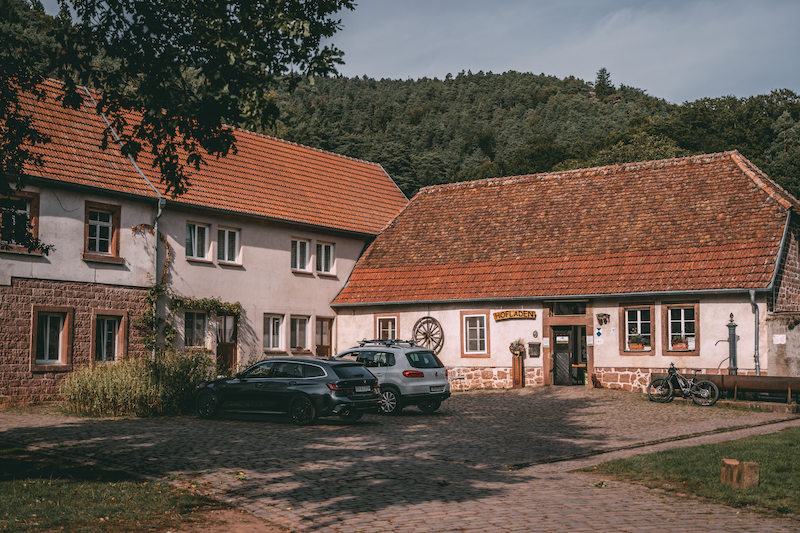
[
  {"x1": 553, "y1": 327, "x2": 573, "y2": 385},
  {"x1": 216, "y1": 314, "x2": 237, "y2": 371}
]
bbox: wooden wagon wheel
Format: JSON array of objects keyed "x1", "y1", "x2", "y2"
[{"x1": 413, "y1": 316, "x2": 444, "y2": 354}]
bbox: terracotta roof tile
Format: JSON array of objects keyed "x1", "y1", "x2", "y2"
[
  {"x1": 19, "y1": 80, "x2": 408, "y2": 235},
  {"x1": 333, "y1": 153, "x2": 796, "y2": 305}
]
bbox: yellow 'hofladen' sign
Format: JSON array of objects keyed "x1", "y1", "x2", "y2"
[{"x1": 493, "y1": 310, "x2": 537, "y2": 321}]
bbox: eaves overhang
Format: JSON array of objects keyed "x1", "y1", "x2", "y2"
[{"x1": 330, "y1": 287, "x2": 772, "y2": 308}]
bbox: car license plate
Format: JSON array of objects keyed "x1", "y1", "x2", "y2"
[
  {"x1": 355, "y1": 385, "x2": 371, "y2": 392},
  {"x1": 430, "y1": 385, "x2": 445, "y2": 392}
]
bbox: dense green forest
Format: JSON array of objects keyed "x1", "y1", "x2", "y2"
[{"x1": 267, "y1": 70, "x2": 800, "y2": 199}]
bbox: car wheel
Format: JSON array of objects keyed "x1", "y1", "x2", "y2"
[
  {"x1": 290, "y1": 395, "x2": 316, "y2": 426},
  {"x1": 380, "y1": 387, "x2": 402, "y2": 415},
  {"x1": 418, "y1": 400, "x2": 441, "y2": 413},
  {"x1": 196, "y1": 390, "x2": 219, "y2": 419},
  {"x1": 338, "y1": 410, "x2": 364, "y2": 422}
]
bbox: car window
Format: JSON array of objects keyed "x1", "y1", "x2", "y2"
[
  {"x1": 356, "y1": 351, "x2": 377, "y2": 367},
  {"x1": 406, "y1": 351, "x2": 443, "y2": 368},
  {"x1": 374, "y1": 351, "x2": 395, "y2": 367},
  {"x1": 272, "y1": 362, "x2": 302, "y2": 378},
  {"x1": 332, "y1": 363, "x2": 374, "y2": 379},
  {"x1": 241, "y1": 361, "x2": 273, "y2": 378},
  {"x1": 337, "y1": 351, "x2": 359, "y2": 361},
  {"x1": 301, "y1": 364, "x2": 326, "y2": 378}
]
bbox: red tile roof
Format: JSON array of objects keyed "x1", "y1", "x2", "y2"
[
  {"x1": 333, "y1": 152, "x2": 799, "y2": 305},
  {"x1": 19, "y1": 80, "x2": 408, "y2": 236}
]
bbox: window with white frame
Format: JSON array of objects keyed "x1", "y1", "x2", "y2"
[
  {"x1": 316, "y1": 242, "x2": 334, "y2": 274},
  {"x1": 377, "y1": 317, "x2": 396, "y2": 340},
  {"x1": 263, "y1": 315, "x2": 282, "y2": 351},
  {"x1": 625, "y1": 308, "x2": 652, "y2": 351},
  {"x1": 36, "y1": 312, "x2": 65, "y2": 364},
  {"x1": 669, "y1": 306, "x2": 696, "y2": 350},
  {"x1": 87, "y1": 210, "x2": 113, "y2": 254},
  {"x1": 217, "y1": 228, "x2": 240, "y2": 264},
  {"x1": 185, "y1": 311, "x2": 207, "y2": 348},
  {"x1": 464, "y1": 314, "x2": 487, "y2": 354},
  {"x1": 95, "y1": 316, "x2": 119, "y2": 362},
  {"x1": 290, "y1": 316, "x2": 308, "y2": 350},
  {"x1": 291, "y1": 239, "x2": 309, "y2": 271},
  {"x1": 186, "y1": 223, "x2": 209, "y2": 260}
]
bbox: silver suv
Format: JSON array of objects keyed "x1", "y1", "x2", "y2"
[{"x1": 336, "y1": 340, "x2": 451, "y2": 414}]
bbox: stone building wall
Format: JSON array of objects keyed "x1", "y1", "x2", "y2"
[
  {"x1": 0, "y1": 277, "x2": 149, "y2": 404},
  {"x1": 771, "y1": 217, "x2": 800, "y2": 312},
  {"x1": 592, "y1": 365, "x2": 763, "y2": 393},
  {"x1": 766, "y1": 313, "x2": 800, "y2": 377},
  {"x1": 448, "y1": 366, "x2": 544, "y2": 391}
]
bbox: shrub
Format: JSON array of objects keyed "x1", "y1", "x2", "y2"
[{"x1": 60, "y1": 351, "x2": 212, "y2": 417}]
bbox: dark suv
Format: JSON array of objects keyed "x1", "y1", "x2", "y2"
[
  {"x1": 195, "y1": 357, "x2": 380, "y2": 425},
  {"x1": 337, "y1": 340, "x2": 451, "y2": 414}
]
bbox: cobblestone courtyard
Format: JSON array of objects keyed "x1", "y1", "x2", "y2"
[{"x1": 2, "y1": 387, "x2": 799, "y2": 532}]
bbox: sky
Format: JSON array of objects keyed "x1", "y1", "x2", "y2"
[{"x1": 40, "y1": 0, "x2": 800, "y2": 104}]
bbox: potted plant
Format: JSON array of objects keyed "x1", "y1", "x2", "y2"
[
  {"x1": 628, "y1": 333, "x2": 648, "y2": 351},
  {"x1": 509, "y1": 339, "x2": 526, "y2": 356},
  {"x1": 672, "y1": 335, "x2": 689, "y2": 350}
]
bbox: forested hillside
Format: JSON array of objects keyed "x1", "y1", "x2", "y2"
[{"x1": 269, "y1": 70, "x2": 800, "y2": 199}]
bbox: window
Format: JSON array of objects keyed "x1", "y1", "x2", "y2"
[
  {"x1": 291, "y1": 239, "x2": 309, "y2": 271},
  {"x1": 624, "y1": 307, "x2": 652, "y2": 351},
  {"x1": 663, "y1": 303, "x2": 699, "y2": 354},
  {"x1": 186, "y1": 223, "x2": 209, "y2": 260},
  {"x1": 316, "y1": 242, "x2": 334, "y2": 274},
  {"x1": 263, "y1": 315, "x2": 282, "y2": 351},
  {"x1": 377, "y1": 316, "x2": 397, "y2": 340},
  {"x1": 83, "y1": 202, "x2": 121, "y2": 262},
  {"x1": 1, "y1": 192, "x2": 39, "y2": 253},
  {"x1": 462, "y1": 311, "x2": 489, "y2": 356},
  {"x1": 185, "y1": 311, "x2": 207, "y2": 348},
  {"x1": 95, "y1": 317, "x2": 119, "y2": 362},
  {"x1": 217, "y1": 228, "x2": 240, "y2": 264},
  {"x1": 290, "y1": 316, "x2": 308, "y2": 350},
  {"x1": 553, "y1": 301, "x2": 587, "y2": 315},
  {"x1": 30, "y1": 306, "x2": 73, "y2": 371}
]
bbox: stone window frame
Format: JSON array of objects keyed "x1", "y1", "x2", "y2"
[
  {"x1": 290, "y1": 238, "x2": 311, "y2": 273},
  {"x1": 661, "y1": 301, "x2": 700, "y2": 356},
  {"x1": 618, "y1": 303, "x2": 656, "y2": 355},
  {"x1": 217, "y1": 226, "x2": 241, "y2": 265},
  {"x1": 90, "y1": 308, "x2": 128, "y2": 363},
  {"x1": 186, "y1": 222, "x2": 211, "y2": 262},
  {"x1": 83, "y1": 201, "x2": 123, "y2": 264},
  {"x1": 375, "y1": 314, "x2": 399, "y2": 340},
  {"x1": 461, "y1": 309, "x2": 490, "y2": 358},
  {"x1": 315, "y1": 241, "x2": 335, "y2": 276},
  {"x1": 290, "y1": 315, "x2": 310, "y2": 352},
  {"x1": 1, "y1": 191, "x2": 41, "y2": 254},
  {"x1": 184, "y1": 310, "x2": 208, "y2": 349},
  {"x1": 263, "y1": 314, "x2": 283, "y2": 352},
  {"x1": 30, "y1": 305, "x2": 74, "y2": 372}
]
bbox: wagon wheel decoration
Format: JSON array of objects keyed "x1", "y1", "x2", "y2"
[{"x1": 413, "y1": 316, "x2": 444, "y2": 354}]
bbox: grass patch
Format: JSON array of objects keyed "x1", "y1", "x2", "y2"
[
  {"x1": 585, "y1": 427, "x2": 800, "y2": 516},
  {"x1": 0, "y1": 447, "x2": 217, "y2": 532}
]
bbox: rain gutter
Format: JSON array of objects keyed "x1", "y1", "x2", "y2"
[{"x1": 82, "y1": 87, "x2": 167, "y2": 356}]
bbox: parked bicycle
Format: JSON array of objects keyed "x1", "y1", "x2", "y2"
[{"x1": 647, "y1": 363, "x2": 720, "y2": 406}]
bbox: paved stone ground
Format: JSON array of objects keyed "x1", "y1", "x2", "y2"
[{"x1": 2, "y1": 387, "x2": 800, "y2": 532}]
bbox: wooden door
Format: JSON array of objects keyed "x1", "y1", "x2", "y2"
[
  {"x1": 216, "y1": 314, "x2": 237, "y2": 370},
  {"x1": 553, "y1": 327, "x2": 573, "y2": 385},
  {"x1": 315, "y1": 318, "x2": 333, "y2": 357},
  {"x1": 512, "y1": 356, "x2": 524, "y2": 388}
]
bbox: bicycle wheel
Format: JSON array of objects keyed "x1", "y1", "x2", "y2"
[
  {"x1": 647, "y1": 378, "x2": 673, "y2": 403},
  {"x1": 691, "y1": 380, "x2": 719, "y2": 406}
]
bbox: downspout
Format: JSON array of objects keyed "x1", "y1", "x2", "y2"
[
  {"x1": 749, "y1": 290, "x2": 761, "y2": 376},
  {"x1": 82, "y1": 88, "x2": 166, "y2": 356}
]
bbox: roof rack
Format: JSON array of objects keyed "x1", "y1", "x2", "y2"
[{"x1": 357, "y1": 339, "x2": 419, "y2": 348}]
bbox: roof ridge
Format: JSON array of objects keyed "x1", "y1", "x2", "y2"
[
  {"x1": 417, "y1": 151, "x2": 740, "y2": 194},
  {"x1": 730, "y1": 151, "x2": 800, "y2": 210},
  {"x1": 226, "y1": 125, "x2": 384, "y2": 169}
]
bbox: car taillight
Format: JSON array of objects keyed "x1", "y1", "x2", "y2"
[
  {"x1": 327, "y1": 382, "x2": 349, "y2": 390},
  {"x1": 444, "y1": 368, "x2": 448, "y2": 377},
  {"x1": 403, "y1": 370, "x2": 425, "y2": 378}
]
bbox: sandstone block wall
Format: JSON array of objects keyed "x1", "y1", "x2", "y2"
[
  {"x1": 592, "y1": 366, "x2": 761, "y2": 392},
  {"x1": 448, "y1": 365, "x2": 544, "y2": 391},
  {"x1": 0, "y1": 277, "x2": 149, "y2": 404}
]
